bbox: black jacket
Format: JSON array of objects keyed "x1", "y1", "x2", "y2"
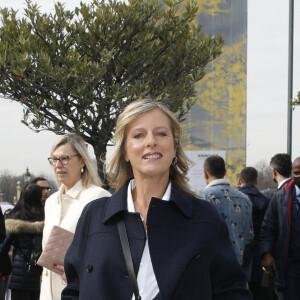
[
  {"x1": 0, "y1": 214, "x2": 44, "y2": 291},
  {"x1": 260, "y1": 179, "x2": 294, "y2": 289},
  {"x1": 239, "y1": 184, "x2": 270, "y2": 282},
  {"x1": 0, "y1": 209, "x2": 5, "y2": 244}
]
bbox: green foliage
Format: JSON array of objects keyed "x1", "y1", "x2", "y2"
[
  {"x1": 0, "y1": 0, "x2": 223, "y2": 183},
  {"x1": 291, "y1": 91, "x2": 300, "y2": 108}
]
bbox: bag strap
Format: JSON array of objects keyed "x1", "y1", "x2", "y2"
[{"x1": 117, "y1": 218, "x2": 141, "y2": 300}]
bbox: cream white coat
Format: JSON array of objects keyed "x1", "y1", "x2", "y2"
[{"x1": 40, "y1": 180, "x2": 111, "y2": 300}]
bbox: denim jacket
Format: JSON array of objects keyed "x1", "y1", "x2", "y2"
[{"x1": 200, "y1": 179, "x2": 253, "y2": 264}]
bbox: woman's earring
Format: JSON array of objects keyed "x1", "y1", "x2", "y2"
[
  {"x1": 81, "y1": 167, "x2": 84, "y2": 173},
  {"x1": 172, "y1": 156, "x2": 178, "y2": 166}
]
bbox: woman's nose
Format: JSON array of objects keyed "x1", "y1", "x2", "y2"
[
  {"x1": 146, "y1": 133, "x2": 156, "y2": 147},
  {"x1": 54, "y1": 159, "x2": 63, "y2": 167}
]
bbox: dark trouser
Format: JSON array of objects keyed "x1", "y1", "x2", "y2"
[
  {"x1": 283, "y1": 275, "x2": 300, "y2": 300},
  {"x1": 11, "y1": 289, "x2": 40, "y2": 300},
  {"x1": 0, "y1": 276, "x2": 10, "y2": 300},
  {"x1": 261, "y1": 272, "x2": 278, "y2": 300},
  {"x1": 248, "y1": 282, "x2": 270, "y2": 300}
]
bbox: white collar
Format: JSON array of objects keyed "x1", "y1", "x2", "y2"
[
  {"x1": 278, "y1": 178, "x2": 291, "y2": 189},
  {"x1": 295, "y1": 184, "x2": 300, "y2": 197},
  {"x1": 127, "y1": 179, "x2": 171, "y2": 213},
  {"x1": 57, "y1": 179, "x2": 83, "y2": 203}
]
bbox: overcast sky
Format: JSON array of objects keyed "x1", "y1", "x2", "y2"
[{"x1": 0, "y1": 0, "x2": 300, "y2": 180}]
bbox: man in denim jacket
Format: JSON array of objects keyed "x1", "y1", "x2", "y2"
[{"x1": 200, "y1": 155, "x2": 253, "y2": 266}]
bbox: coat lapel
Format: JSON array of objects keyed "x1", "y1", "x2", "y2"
[
  {"x1": 103, "y1": 183, "x2": 129, "y2": 223},
  {"x1": 146, "y1": 186, "x2": 196, "y2": 299}
]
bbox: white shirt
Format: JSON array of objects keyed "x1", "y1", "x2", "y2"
[
  {"x1": 278, "y1": 178, "x2": 291, "y2": 189},
  {"x1": 295, "y1": 184, "x2": 300, "y2": 202},
  {"x1": 127, "y1": 179, "x2": 171, "y2": 300}
]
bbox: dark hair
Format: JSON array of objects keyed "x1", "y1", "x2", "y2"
[
  {"x1": 240, "y1": 167, "x2": 258, "y2": 184},
  {"x1": 270, "y1": 153, "x2": 292, "y2": 178},
  {"x1": 31, "y1": 177, "x2": 47, "y2": 184},
  {"x1": 9, "y1": 184, "x2": 44, "y2": 221},
  {"x1": 204, "y1": 155, "x2": 226, "y2": 178}
]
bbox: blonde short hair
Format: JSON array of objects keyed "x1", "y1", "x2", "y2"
[
  {"x1": 50, "y1": 133, "x2": 102, "y2": 188},
  {"x1": 108, "y1": 98, "x2": 194, "y2": 194}
]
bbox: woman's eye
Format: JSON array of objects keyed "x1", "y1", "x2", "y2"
[
  {"x1": 133, "y1": 133, "x2": 143, "y2": 138},
  {"x1": 157, "y1": 131, "x2": 167, "y2": 136}
]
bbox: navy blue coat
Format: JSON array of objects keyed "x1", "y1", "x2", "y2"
[
  {"x1": 63, "y1": 182, "x2": 252, "y2": 300},
  {"x1": 260, "y1": 179, "x2": 294, "y2": 289},
  {"x1": 239, "y1": 184, "x2": 270, "y2": 282}
]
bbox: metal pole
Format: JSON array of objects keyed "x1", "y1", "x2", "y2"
[{"x1": 287, "y1": 0, "x2": 294, "y2": 156}]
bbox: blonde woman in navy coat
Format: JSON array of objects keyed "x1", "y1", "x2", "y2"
[{"x1": 62, "y1": 99, "x2": 252, "y2": 300}]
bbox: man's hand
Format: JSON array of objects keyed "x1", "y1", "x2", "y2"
[{"x1": 261, "y1": 253, "x2": 276, "y2": 275}]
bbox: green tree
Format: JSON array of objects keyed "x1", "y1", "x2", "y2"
[
  {"x1": 0, "y1": 0, "x2": 223, "y2": 185},
  {"x1": 292, "y1": 91, "x2": 300, "y2": 108}
]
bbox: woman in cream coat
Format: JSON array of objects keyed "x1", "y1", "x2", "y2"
[{"x1": 40, "y1": 133, "x2": 111, "y2": 300}]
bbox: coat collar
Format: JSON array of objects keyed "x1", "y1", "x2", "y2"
[
  {"x1": 239, "y1": 184, "x2": 259, "y2": 195},
  {"x1": 57, "y1": 179, "x2": 83, "y2": 203},
  {"x1": 103, "y1": 181, "x2": 194, "y2": 223},
  {"x1": 284, "y1": 178, "x2": 294, "y2": 192},
  {"x1": 103, "y1": 183, "x2": 128, "y2": 223},
  {"x1": 205, "y1": 178, "x2": 230, "y2": 189},
  {"x1": 5, "y1": 219, "x2": 44, "y2": 234}
]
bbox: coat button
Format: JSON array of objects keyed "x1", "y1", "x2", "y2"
[{"x1": 87, "y1": 264, "x2": 93, "y2": 273}]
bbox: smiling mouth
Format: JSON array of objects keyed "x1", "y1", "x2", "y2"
[{"x1": 143, "y1": 154, "x2": 162, "y2": 159}]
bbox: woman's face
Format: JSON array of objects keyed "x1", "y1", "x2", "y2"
[
  {"x1": 125, "y1": 109, "x2": 176, "y2": 182},
  {"x1": 52, "y1": 142, "x2": 85, "y2": 191}
]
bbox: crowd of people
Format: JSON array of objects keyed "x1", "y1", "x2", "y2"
[{"x1": 0, "y1": 98, "x2": 299, "y2": 300}]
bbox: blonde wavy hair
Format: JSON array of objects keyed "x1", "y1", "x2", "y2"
[
  {"x1": 50, "y1": 133, "x2": 102, "y2": 188},
  {"x1": 108, "y1": 98, "x2": 194, "y2": 195}
]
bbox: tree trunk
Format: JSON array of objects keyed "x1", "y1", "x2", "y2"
[{"x1": 92, "y1": 140, "x2": 110, "y2": 190}]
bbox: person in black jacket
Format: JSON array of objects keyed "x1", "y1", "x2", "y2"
[
  {"x1": 0, "y1": 208, "x2": 6, "y2": 281},
  {"x1": 0, "y1": 208, "x2": 12, "y2": 300},
  {"x1": 0, "y1": 209, "x2": 5, "y2": 244},
  {"x1": 0, "y1": 184, "x2": 44, "y2": 300},
  {"x1": 238, "y1": 167, "x2": 271, "y2": 299},
  {"x1": 261, "y1": 157, "x2": 300, "y2": 300}
]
